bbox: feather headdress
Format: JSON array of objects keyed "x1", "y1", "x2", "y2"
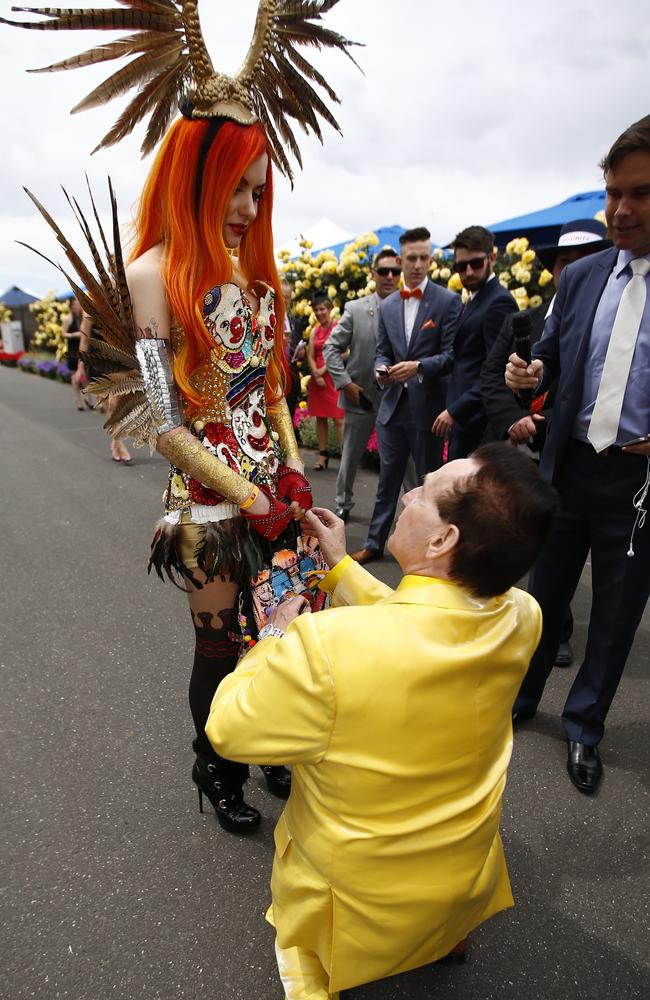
[{"x1": 0, "y1": 1, "x2": 360, "y2": 180}]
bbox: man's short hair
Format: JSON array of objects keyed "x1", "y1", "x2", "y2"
[
  {"x1": 436, "y1": 443, "x2": 558, "y2": 598},
  {"x1": 399, "y1": 227, "x2": 431, "y2": 246},
  {"x1": 451, "y1": 225, "x2": 495, "y2": 256},
  {"x1": 600, "y1": 115, "x2": 650, "y2": 174},
  {"x1": 372, "y1": 245, "x2": 399, "y2": 268}
]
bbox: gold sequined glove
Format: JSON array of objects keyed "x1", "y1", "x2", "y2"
[
  {"x1": 268, "y1": 397, "x2": 301, "y2": 463},
  {"x1": 157, "y1": 427, "x2": 256, "y2": 507}
]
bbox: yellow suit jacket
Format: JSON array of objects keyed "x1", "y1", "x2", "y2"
[{"x1": 207, "y1": 558, "x2": 542, "y2": 993}]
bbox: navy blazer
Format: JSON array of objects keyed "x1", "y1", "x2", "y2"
[
  {"x1": 446, "y1": 276, "x2": 518, "y2": 434},
  {"x1": 375, "y1": 279, "x2": 461, "y2": 428},
  {"x1": 533, "y1": 247, "x2": 619, "y2": 482}
]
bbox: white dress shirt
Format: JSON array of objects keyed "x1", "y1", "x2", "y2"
[{"x1": 403, "y1": 276, "x2": 428, "y2": 346}]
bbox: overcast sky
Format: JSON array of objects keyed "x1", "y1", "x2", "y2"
[{"x1": 1, "y1": 0, "x2": 648, "y2": 296}]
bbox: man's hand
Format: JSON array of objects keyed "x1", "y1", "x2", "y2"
[
  {"x1": 301, "y1": 507, "x2": 347, "y2": 567},
  {"x1": 432, "y1": 409, "x2": 454, "y2": 437},
  {"x1": 505, "y1": 353, "x2": 543, "y2": 393},
  {"x1": 623, "y1": 435, "x2": 650, "y2": 456},
  {"x1": 266, "y1": 594, "x2": 311, "y2": 631},
  {"x1": 508, "y1": 413, "x2": 545, "y2": 444},
  {"x1": 388, "y1": 360, "x2": 418, "y2": 383},
  {"x1": 343, "y1": 382, "x2": 364, "y2": 406},
  {"x1": 375, "y1": 366, "x2": 391, "y2": 386}
]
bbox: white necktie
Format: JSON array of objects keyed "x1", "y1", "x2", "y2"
[{"x1": 587, "y1": 257, "x2": 650, "y2": 452}]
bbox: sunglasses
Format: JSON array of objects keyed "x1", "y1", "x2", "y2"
[
  {"x1": 375, "y1": 266, "x2": 402, "y2": 277},
  {"x1": 455, "y1": 255, "x2": 488, "y2": 274}
]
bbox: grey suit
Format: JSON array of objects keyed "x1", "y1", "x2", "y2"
[{"x1": 324, "y1": 295, "x2": 383, "y2": 512}]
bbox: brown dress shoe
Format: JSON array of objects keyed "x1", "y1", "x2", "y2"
[{"x1": 351, "y1": 547, "x2": 381, "y2": 565}]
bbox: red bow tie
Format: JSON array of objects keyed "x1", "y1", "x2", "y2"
[{"x1": 400, "y1": 287, "x2": 423, "y2": 300}]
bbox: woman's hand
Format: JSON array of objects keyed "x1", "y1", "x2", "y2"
[{"x1": 248, "y1": 490, "x2": 271, "y2": 516}]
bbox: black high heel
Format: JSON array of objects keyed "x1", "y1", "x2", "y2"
[
  {"x1": 261, "y1": 765, "x2": 292, "y2": 799},
  {"x1": 192, "y1": 742, "x2": 261, "y2": 835},
  {"x1": 314, "y1": 450, "x2": 329, "y2": 471}
]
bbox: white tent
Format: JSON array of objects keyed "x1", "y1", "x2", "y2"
[{"x1": 276, "y1": 217, "x2": 354, "y2": 260}]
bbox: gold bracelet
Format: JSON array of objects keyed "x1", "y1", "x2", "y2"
[{"x1": 239, "y1": 485, "x2": 260, "y2": 510}]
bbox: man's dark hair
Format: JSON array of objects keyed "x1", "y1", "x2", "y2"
[
  {"x1": 373, "y1": 245, "x2": 399, "y2": 268},
  {"x1": 600, "y1": 115, "x2": 650, "y2": 174},
  {"x1": 399, "y1": 227, "x2": 431, "y2": 246},
  {"x1": 436, "y1": 443, "x2": 558, "y2": 598},
  {"x1": 452, "y1": 225, "x2": 495, "y2": 255}
]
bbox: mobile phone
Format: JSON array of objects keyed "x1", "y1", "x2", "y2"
[{"x1": 621, "y1": 435, "x2": 649, "y2": 447}]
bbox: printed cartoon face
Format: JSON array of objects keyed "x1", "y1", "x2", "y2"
[
  {"x1": 230, "y1": 384, "x2": 275, "y2": 464},
  {"x1": 256, "y1": 291, "x2": 277, "y2": 353},
  {"x1": 203, "y1": 284, "x2": 251, "y2": 352}
]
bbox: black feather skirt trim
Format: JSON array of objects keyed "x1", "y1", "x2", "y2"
[{"x1": 148, "y1": 515, "x2": 266, "y2": 591}]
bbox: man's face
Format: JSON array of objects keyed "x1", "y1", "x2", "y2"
[
  {"x1": 388, "y1": 458, "x2": 479, "y2": 570},
  {"x1": 552, "y1": 249, "x2": 590, "y2": 288},
  {"x1": 372, "y1": 255, "x2": 400, "y2": 299},
  {"x1": 398, "y1": 240, "x2": 432, "y2": 288},
  {"x1": 454, "y1": 246, "x2": 494, "y2": 292},
  {"x1": 281, "y1": 281, "x2": 292, "y2": 307},
  {"x1": 605, "y1": 150, "x2": 650, "y2": 256}
]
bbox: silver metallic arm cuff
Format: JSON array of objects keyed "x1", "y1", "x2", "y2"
[{"x1": 135, "y1": 338, "x2": 183, "y2": 435}]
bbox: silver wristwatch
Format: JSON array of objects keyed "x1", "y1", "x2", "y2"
[{"x1": 257, "y1": 624, "x2": 286, "y2": 641}]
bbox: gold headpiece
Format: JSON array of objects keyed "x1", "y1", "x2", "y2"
[{"x1": 1, "y1": 1, "x2": 360, "y2": 180}]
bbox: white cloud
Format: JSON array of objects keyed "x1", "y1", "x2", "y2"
[{"x1": 1, "y1": 0, "x2": 648, "y2": 295}]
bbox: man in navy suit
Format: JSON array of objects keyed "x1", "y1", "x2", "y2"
[
  {"x1": 507, "y1": 116, "x2": 650, "y2": 794},
  {"x1": 433, "y1": 225, "x2": 517, "y2": 459},
  {"x1": 352, "y1": 227, "x2": 461, "y2": 564}
]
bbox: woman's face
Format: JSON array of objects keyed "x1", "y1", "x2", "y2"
[
  {"x1": 313, "y1": 301, "x2": 332, "y2": 325},
  {"x1": 223, "y1": 153, "x2": 269, "y2": 250}
]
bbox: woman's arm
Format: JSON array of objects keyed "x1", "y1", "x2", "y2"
[
  {"x1": 61, "y1": 313, "x2": 73, "y2": 337},
  {"x1": 307, "y1": 329, "x2": 326, "y2": 383},
  {"x1": 268, "y1": 397, "x2": 302, "y2": 470}
]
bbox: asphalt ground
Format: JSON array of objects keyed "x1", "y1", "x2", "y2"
[{"x1": 1, "y1": 364, "x2": 649, "y2": 1000}]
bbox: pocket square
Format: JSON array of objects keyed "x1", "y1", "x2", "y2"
[{"x1": 420, "y1": 318, "x2": 437, "y2": 331}]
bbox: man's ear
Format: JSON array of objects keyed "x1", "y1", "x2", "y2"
[
  {"x1": 396, "y1": 255, "x2": 402, "y2": 267},
  {"x1": 489, "y1": 248, "x2": 498, "y2": 265},
  {"x1": 426, "y1": 522, "x2": 459, "y2": 560}
]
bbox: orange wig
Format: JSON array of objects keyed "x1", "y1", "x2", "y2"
[{"x1": 130, "y1": 117, "x2": 286, "y2": 414}]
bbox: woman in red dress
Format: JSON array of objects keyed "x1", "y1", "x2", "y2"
[{"x1": 307, "y1": 295, "x2": 344, "y2": 470}]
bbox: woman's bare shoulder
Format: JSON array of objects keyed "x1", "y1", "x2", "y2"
[{"x1": 126, "y1": 244, "x2": 164, "y2": 287}]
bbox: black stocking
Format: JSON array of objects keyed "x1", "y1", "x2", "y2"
[{"x1": 188, "y1": 605, "x2": 248, "y2": 787}]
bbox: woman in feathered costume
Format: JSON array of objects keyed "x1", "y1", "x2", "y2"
[{"x1": 3, "y1": 0, "x2": 357, "y2": 834}]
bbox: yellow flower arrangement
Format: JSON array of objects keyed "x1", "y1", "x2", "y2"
[
  {"x1": 29, "y1": 292, "x2": 71, "y2": 360},
  {"x1": 538, "y1": 268, "x2": 553, "y2": 287}
]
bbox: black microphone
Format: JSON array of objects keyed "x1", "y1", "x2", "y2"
[{"x1": 511, "y1": 311, "x2": 533, "y2": 410}]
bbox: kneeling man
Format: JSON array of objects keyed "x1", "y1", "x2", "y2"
[{"x1": 206, "y1": 443, "x2": 557, "y2": 999}]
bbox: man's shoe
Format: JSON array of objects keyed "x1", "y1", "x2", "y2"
[
  {"x1": 512, "y1": 706, "x2": 536, "y2": 725},
  {"x1": 554, "y1": 641, "x2": 574, "y2": 668},
  {"x1": 351, "y1": 547, "x2": 380, "y2": 565},
  {"x1": 334, "y1": 507, "x2": 350, "y2": 523},
  {"x1": 567, "y1": 741, "x2": 602, "y2": 794}
]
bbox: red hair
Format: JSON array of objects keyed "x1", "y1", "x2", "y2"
[{"x1": 130, "y1": 117, "x2": 286, "y2": 414}]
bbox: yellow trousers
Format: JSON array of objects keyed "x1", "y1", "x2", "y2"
[{"x1": 274, "y1": 939, "x2": 340, "y2": 1000}]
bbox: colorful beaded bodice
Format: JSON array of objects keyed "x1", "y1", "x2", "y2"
[{"x1": 166, "y1": 281, "x2": 281, "y2": 512}]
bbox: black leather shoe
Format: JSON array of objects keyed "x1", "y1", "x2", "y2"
[
  {"x1": 334, "y1": 507, "x2": 350, "y2": 523},
  {"x1": 260, "y1": 765, "x2": 291, "y2": 799},
  {"x1": 567, "y1": 741, "x2": 602, "y2": 794},
  {"x1": 554, "y1": 641, "x2": 574, "y2": 668},
  {"x1": 512, "y1": 706, "x2": 536, "y2": 725}
]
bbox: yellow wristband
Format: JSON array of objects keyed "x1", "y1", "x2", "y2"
[{"x1": 240, "y1": 485, "x2": 260, "y2": 511}]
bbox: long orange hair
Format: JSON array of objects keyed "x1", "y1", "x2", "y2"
[{"x1": 129, "y1": 117, "x2": 286, "y2": 414}]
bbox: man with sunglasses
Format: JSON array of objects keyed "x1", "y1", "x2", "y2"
[
  {"x1": 351, "y1": 226, "x2": 461, "y2": 565},
  {"x1": 433, "y1": 226, "x2": 517, "y2": 460},
  {"x1": 324, "y1": 247, "x2": 402, "y2": 522}
]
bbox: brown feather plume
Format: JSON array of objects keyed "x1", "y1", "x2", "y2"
[
  {"x1": 1, "y1": 2, "x2": 361, "y2": 176},
  {"x1": 18, "y1": 179, "x2": 159, "y2": 448}
]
